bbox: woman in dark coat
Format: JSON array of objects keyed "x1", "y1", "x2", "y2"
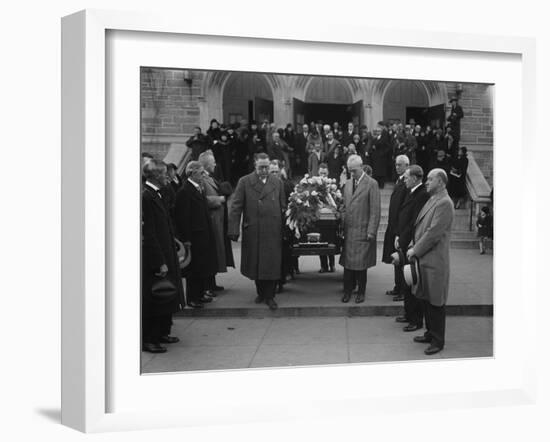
[
  {"x1": 327, "y1": 145, "x2": 345, "y2": 181},
  {"x1": 448, "y1": 146, "x2": 469, "y2": 208},
  {"x1": 370, "y1": 127, "x2": 391, "y2": 188},
  {"x1": 206, "y1": 118, "x2": 222, "y2": 148}
]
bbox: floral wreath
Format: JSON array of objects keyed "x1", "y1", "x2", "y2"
[{"x1": 285, "y1": 174, "x2": 343, "y2": 239}]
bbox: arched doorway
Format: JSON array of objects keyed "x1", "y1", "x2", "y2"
[
  {"x1": 294, "y1": 77, "x2": 362, "y2": 129},
  {"x1": 222, "y1": 72, "x2": 274, "y2": 124},
  {"x1": 383, "y1": 80, "x2": 434, "y2": 126}
]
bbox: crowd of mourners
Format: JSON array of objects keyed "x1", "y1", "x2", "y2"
[{"x1": 185, "y1": 101, "x2": 468, "y2": 207}]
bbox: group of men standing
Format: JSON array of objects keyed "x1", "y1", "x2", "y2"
[
  {"x1": 382, "y1": 155, "x2": 455, "y2": 355},
  {"x1": 142, "y1": 129, "x2": 456, "y2": 356}
]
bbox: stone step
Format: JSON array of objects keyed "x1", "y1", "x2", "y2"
[{"x1": 176, "y1": 304, "x2": 493, "y2": 318}]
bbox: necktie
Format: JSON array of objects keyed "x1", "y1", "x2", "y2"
[{"x1": 352, "y1": 179, "x2": 357, "y2": 194}]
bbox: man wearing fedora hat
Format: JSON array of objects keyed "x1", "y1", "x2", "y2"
[
  {"x1": 406, "y1": 168, "x2": 454, "y2": 355},
  {"x1": 394, "y1": 165, "x2": 430, "y2": 331}
]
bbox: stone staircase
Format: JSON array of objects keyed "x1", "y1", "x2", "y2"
[{"x1": 378, "y1": 183, "x2": 479, "y2": 249}]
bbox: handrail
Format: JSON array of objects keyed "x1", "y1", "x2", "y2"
[{"x1": 465, "y1": 152, "x2": 492, "y2": 230}]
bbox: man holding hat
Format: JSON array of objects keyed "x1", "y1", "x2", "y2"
[
  {"x1": 406, "y1": 168, "x2": 454, "y2": 355},
  {"x1": 394, "y1": 165, "x2": 430, "y2": 331}
]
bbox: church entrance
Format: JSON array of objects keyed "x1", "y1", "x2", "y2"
[
  {"x1": 294, "y1": 77, "x2": 361, "y2": 129},
  {"x1": 222, "y1": 72, "x2": 274, "y2": 124},
  {"x1": 383, "y1": 80, "x2": 444, "y2": 128}
]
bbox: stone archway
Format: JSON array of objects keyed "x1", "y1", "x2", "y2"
[
  {"x1": 199, "y1": 71, "x2": 279, "y2": 129},
  {"x1": 370, "y1": 79, "x2": 448, "y2": 128}
]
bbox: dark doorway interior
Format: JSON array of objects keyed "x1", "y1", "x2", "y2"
[
  {"x1": 406, "y1": 103, "x2": 446, "y2": 129},
  {"x1": 293, "y1": 101, "x2": 363, "y2": 129}
]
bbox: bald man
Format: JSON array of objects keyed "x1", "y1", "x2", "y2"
[{"x1": 407, "y1": 168, "x2": 454, "y2": 355}]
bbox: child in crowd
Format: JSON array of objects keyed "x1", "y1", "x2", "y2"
[{"x1": 476, "y1": 206, "x2": 493, "y2": 254}]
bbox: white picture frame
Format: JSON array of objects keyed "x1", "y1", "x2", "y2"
[{"x1": 61, "y1": 9, "x2": 537, "y2": 433}]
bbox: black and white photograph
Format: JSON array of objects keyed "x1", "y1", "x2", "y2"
[{"x1": 140, "y1": 68, "x2": 494, "y2": 372}]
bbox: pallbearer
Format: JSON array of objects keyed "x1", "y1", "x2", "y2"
[{"x1": 339, "y1": 155, "x2": 381, "y2": 304}]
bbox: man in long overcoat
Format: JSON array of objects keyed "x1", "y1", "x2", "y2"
[
  {"x1": 228, "y1": 153, "x2": 286, "y2": 310},
  {"x1": 174, "y1": 161, "x2": 218, "y2": 308},
  {"x1": 382, "y1": 155, "x2": 410, "y2": 300},
  {"x1": 198, "y1": 151, "x2": 235, "y2": 294},
  {"x1": 339, "y1": 154, "x2": 381, "y2": 303},
  {"x1": 407, "y1": 168, "x2": 454, "y2": 355},
  {"x1": 141, "y1": 159, "x2": 184, "y2": 353}
]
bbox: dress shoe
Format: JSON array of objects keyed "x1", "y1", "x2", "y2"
[
  {"x1": 204, "y1": 290, "x2": 217, "y2": 298},
  {"x1": 199, "y1": 295, "x2": 213, "y2": 303},
  {"x1": 142, "y1": 342, "x2": 167, "y2": 353},
  {"x1": 159, "y1": 335, "x2": 180, "y2": 344},
  {"x1": 395, "y1": 316, "x2": 409, "y2": 323},
  {"x1": 424, "y1": 345, "x2": 443, "y2": 355},
  {"x1": 341, "y1": 293, "x2": 351, "y2": 303},
  {"x1": 329, "y1": 266, "x2": 335, "y2": 273},
  {"x1": 403, "y1": 324, "x2": 422, "y2": 332},
  {"x1": 355, "y1": 293, "x2": 365, "y2": 303},
  {"x1": 254, "y1": 296, "x2": 265, "y2": 304},
  {"x1": 385, "y1": 289, "x2": 397, "y2": 296},
  {"x1": 319, "y1": 268, "x2": 327, "y2": 273},
  {"x1": 413, "y1": 335, "x2": 431, "y2": 344},
  {"x1": 187, "y1": 301, "x2": 204, "y2": 309},
  {"x1": 266, "y1": 299, "x2": 278, "y2": 310},
  {"x1": 393, "y1": 295, "x2": 404, "y2": 302},
  {"x1": 212, "y1": 285, "x2": 224, "y2": 291}
]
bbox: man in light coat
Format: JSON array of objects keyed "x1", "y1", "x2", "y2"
[
  {"x1": 228, "y1": 153, "x2": 286, "y2": 310},
  {"x1": 339, "y1": 155, "x2": 381, "y2": 303},
  {"x1": 407, "y1": 168, "x2": 454, "y2": 355}
]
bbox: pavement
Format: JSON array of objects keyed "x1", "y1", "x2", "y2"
[
  {"x1": 176, "y1": 243, "x2": 493, "y2": 317},
  {"x1": 141, "y1": 316, "x2": 493, "y2": 373},
  {"x1": 144, "y1": 243, "x2": 493, "y2": 373}
]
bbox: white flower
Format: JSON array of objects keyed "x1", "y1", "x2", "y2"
[
  {"x1": 305, "y1": 201, "x2": 310, "y2": 207},
  {"x1": 331, "y1": 184, "x2": 337, "y2": 190},
  {"x1": 311, "y1": 190, "x2": 318, "y2": 196},
  {"x1": 304, "y1": 174, "x2": 309, "y2": 178},
  {"x1": 285, "y1": 209, "x2": 291, "y2": 216},
  {"x1": 296, "y1": 198, "x2": 302, "y2": 204}
]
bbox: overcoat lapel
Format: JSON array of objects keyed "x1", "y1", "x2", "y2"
[
  {"x1": 145, "y1": 185, "x2": 168, "y2": 214},
  {"x1": 350, "y1": 176, "x2": 368, "y2": 203},
  {"x1": 415, "y1": 191, "x2": 443, "y2": 225}
]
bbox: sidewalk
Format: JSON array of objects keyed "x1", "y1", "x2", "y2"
[
  {"x1": 142, "y1": 316, "x2": 493, "y2": 373},
  {"x1": 176, "y1": 244, "x2": 493, "y2": 317}
]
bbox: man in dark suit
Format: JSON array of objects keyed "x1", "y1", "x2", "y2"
[
  {"x1": 447, "y1": 97, "x2": 464, "y2": 153},
  {"x1": 393, "y1": 165, "x2": 430, "y2": 330},
  {"x1": 141, "y1": 160, "x2": 184, "y2": 353},
  {"x1": 228, "y1": 153, "x2": 286, "y2": 310},
  {"x1": 341, "y1": 121, "x2": 357, "y2": 148},
  {"x1": 174, "y1": 161, "x2": 218, "y2": 308},
  {"x1": 382, "y1": 155, "x2": 410, "y2": 300}
]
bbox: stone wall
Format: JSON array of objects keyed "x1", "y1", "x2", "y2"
[
  {"x1": 446, "y1": 82, "x2": 493, "y2": 147},
  {"x1": 141, "y1": 68, "x2": 202, "y2": 158}
]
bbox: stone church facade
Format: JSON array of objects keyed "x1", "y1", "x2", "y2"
[{"x1": 141, "y1": 68, "x2": 493, "y2": 184}]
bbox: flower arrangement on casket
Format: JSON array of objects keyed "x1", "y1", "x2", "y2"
[{"x1": 285, "y1": 174, "x2": 343, "y2": 239}]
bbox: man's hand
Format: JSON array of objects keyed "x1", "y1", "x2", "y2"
[
  {"x1": 228, "y1": 234, "x2": 239, "y2": 242},
  {"x1": 406, "y1": 248, "x2": 415, "y2": 260},
  {"x1": 394, "y1": 236, "x2": 400, "y2": 250},
  {"x1": 155, "y1": 264, "x2": 168, "y2": 278},
  {"x1": 367, "y1": 233, "x2": 375, "y2": 242}
]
